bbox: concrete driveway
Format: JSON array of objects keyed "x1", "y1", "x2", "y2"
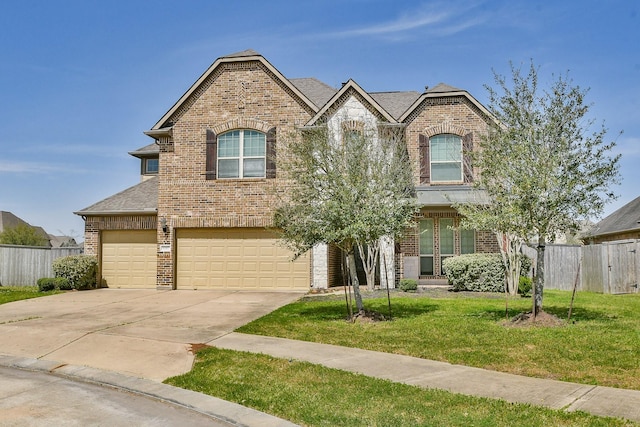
[{"x1": 0, "y1": 289, "x2": 303, "y2": 381}]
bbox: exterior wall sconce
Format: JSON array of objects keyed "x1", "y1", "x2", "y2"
[{"x1": 160, "y1": 217, "x2": 168, "y2": 234}]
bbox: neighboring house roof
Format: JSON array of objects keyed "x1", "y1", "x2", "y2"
[
  {"x1": 128, "y1": 143, "x2": 159, "y2": 158},
  {"x1": 588, "y1": 196, "x2": 640, "y2": 238},
  {"x1": 74, "y1": 177, "x2": 158, "y2": 216},
  {"x1": 0, "y1": 211, "x2": 51, "y2": 246},
  {"x1": 48, "y1": 234, "x2": 79, "y2": 248},
  {"x1": 370, "y1": 91, "x2": 422, "y2": 121},
  {"x1": 289, "y1": 78, "x2": 338, "y2": 109}
]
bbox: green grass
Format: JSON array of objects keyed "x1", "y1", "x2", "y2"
[
  {"x1": 237, "y1": 290, "x2": 640, "y2": 390},
  {"x1": 166, "y1": 347, "x2": 633, "y2": 427},
  {"x1": 0, "y1": 286, "x2": 60, "y2": 305}
]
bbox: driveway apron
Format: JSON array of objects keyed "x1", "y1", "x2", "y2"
[{"x1": 0, "y1": 289, "x2": 303, "y2": 381}]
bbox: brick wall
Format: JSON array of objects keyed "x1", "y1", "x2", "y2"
[{"x1": 155, "y1": 60, "x2": 314, "y2": 287}]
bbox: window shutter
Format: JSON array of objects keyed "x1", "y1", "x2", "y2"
[
  {"x1": 463, "y1": 133, "x2": 473, "y2": 183},
  {"x1": 266, "y1": 127, "x2": 276, "y2": 179},
  {"x1": 205, "y1": 129, "x2": 217, "y2": 180},
  {"x1": 419, "y1": 134, "x2": 430, "y2": 184}
]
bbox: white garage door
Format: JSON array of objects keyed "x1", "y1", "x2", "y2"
[
  {"x1": 176, "y1": 228, "x2": 310, "y2": 290},
  {"x1": 101, "y1": 230, "x2": 157, "y2": 288}
]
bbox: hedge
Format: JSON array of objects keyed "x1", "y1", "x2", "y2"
[
  {"x1": 443, "y1": 253, "x2": 505, "y2": 292},
  {"x1": 52, "y1": 255, "x2": 98, "y2": 290}
]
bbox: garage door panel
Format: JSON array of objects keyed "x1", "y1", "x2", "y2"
[
  {"x1": 101, "y1": 231, "x2": 157, "y2": 289},
  {"x1": 177, "y1": 228, "x2": 309, "y2": 290}
]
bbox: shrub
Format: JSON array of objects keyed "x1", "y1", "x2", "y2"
[
  {"x1": 398, "y1": 279, "x2": 418, "y2": 292},
  {"x1": 443, "y1": 254, "x2": 505, "y2": 292},
  {"x1": 518, "y1": 276, "x2": 532, "y2": 297},
  {"x1": 37, "y1": 277, "x2": 71, "y2": 292},
  {"x1": 52, "y1": 255, "x2": 98, "y2": 290}
]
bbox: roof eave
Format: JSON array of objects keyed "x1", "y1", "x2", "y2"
[
  {"x1": 144, "y1": 127, "x2": 173, "y2": 140},
  {"x1": 74, "y1": 209, "x2": 158, "y2": 217},
  {"x1": 587, "y1": 226, "x2": 640, "y2": 239}
]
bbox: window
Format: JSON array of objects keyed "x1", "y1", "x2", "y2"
[
  {"x1": 217, "y1": 130, "x2": 266, "y2": 178},
  {"x1": 419, "y1": 219, "x2": 434, "y2": 275},
  {"x1": 430, "y1": 134, "x2": 462, "y2": 182},
  {"x1": 439, "y1": 218, "x2": 455, "y2": 273},
  {"x1": 143, "y1": 158, "x2": 159, "y2": 174}
]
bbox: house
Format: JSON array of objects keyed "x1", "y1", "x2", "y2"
[
  {"x1": 0, "y1": 211, "x2": 51, "y2": 247},
  {"x1": 585, "y1": 196, "x2": 640, "y2": 244},
  {"x1": 75, "y1": 49, "x2": 498, "y2": 290}
]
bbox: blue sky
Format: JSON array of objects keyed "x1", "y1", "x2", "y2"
[{"x1": 1, "y1": 0, "x2": 638, "y2": 240}]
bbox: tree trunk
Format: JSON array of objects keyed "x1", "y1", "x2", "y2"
[
  {"x1": 357, "y1": 241, "x2": 379, "y2": 291},
  {"x1": 533, "y1": 237, "x2": 546, "y2": 318},
  {"x1": 347, "y1": 250, "x2": 365, "y2": 314}
]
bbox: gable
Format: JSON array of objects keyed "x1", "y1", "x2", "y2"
[
  {"x1": 307, "y1": 80, "x2": 396, "y2": 126},
  {"x1": 150, "y1": 51, "x2": 318, "y2": 131}
]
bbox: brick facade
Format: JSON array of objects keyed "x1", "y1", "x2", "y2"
[{"x1": 79, "y1": 50, "x2": 500, "y2": 289}]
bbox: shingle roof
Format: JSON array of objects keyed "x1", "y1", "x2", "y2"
[
  {"x1": 589, "y1": 196, "x2": 640, "y2": 237},
  {"x1": 128, "y1": 143, "x2": 159, "y2": 158},
  {"x1": 0, "y1": 211, "x2": 51, "y2": 245},
  {"x1": 370, "y1": 91, "x2": 422, "y2": 120},
  {"x1": 75, "y1": 178, "x2": 158, "y2": 216},
  {"x1": 289, "y1": 78, "x2": 337, "y2": 108},
  {"x1": 426, "y1": 82, "x2": 464, "y2": 93},
  {"x1": 222, "y1": 49, "x2": 261, "y2": 58}
]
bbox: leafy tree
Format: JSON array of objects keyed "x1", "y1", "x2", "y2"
[
  {"x1": 0, "y1": 224, "x2": 49, "y2": 246},
  {"x1": 459, "y1": 61, "x2": 620, "y2": 317},
  {"x1": 274, "y1": 121, "x2": 419, "y2": 315}
]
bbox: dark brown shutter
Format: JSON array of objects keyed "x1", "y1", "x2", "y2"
[
  {"x1": 463, "y1": 133, "x2": 473, "y2": 183},
  {"x1": 205, "y1": 129, "x2": 217, "y2": 180},
  {"x1": 266, "y1": 127, "x2": 276, "y2": 179},
  {"x1": 419, "y1": 134, "x2": 430, "y2": 184}
]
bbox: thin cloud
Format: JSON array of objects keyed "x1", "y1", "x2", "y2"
[
  {"x1": 323, "y1": 2, "x2": 486, "y2": 40},
  {"x1": 0, "y1": 160, "x2": 88, "y2": 175}
]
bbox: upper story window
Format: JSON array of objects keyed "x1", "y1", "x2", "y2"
[
  {"x1": 143, "y1": 158, "x2": 159, "y2": 174},
  {"x1": 206, "y1": 127, "x2": 276, "y2": 180},
  {"x1": 419, "y1": 132, "x2": 473, "y2": 184},
  {"x1": 430, "y1": 134, "x2": 462, "y2": 183},
  {"x1": 217, "y1": 130, "x2": 266, "y2": 178}
]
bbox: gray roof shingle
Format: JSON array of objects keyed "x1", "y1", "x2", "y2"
[
  {"x1": 289, "y1": 78, "x2": 338, "y2": 108},
  {"x1": 75, "y1": 178, "x2": 158, "y2": 215},
  {"x1": 370, "y1": 91, "x2": 422, "y2": 120},
  {"x1": 128, "y1": 143, "x2": 159, "y2": 158},
  {"x1": 590, "y1": 196, "x2": 640, "y2": 237}
]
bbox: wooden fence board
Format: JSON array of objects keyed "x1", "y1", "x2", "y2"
[{"x1": 0, "y1": 245, "x2": 82, "y2": 287}]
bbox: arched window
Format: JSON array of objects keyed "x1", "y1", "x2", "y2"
[
  {"x1": 217, "y1": 130, "x2": 266, "y2": 179},
  {"x1": 430, "y1": 134, "x2": 462, "y2": 183}
]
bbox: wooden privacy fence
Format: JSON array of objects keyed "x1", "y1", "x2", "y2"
[
  {"x1": 523, "y1": 240, "x2": 640, "y2": 294},
  {"x1": 0, "y1": 245, "x2": 82, "y2": 287}
]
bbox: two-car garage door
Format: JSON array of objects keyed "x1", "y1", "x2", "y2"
[{"x1": 176, "y1": 228, "x2": 310, "y2": 290}]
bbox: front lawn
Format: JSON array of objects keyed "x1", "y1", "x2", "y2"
[
  {"x1": 238, "y1": 289, "x2": 640, "y2": 390},
  {"x1": 0, "y1": 286, "x2": 60, "y2": 305},
  {"x1": 166, "y1": 347, "x2": 631, "y2": 427}
]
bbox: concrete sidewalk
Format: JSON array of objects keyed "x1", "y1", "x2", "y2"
[{"x1": 212, "y1": 332, "x2": 640, "y2": 423}]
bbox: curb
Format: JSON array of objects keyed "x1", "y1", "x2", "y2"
[{"x1": 0, "y1": 354, "x2": 299, "y2": 427}]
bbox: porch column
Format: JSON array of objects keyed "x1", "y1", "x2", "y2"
[{"x1": 312, "y1": 243, "x2": 328, "y2": 289}]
